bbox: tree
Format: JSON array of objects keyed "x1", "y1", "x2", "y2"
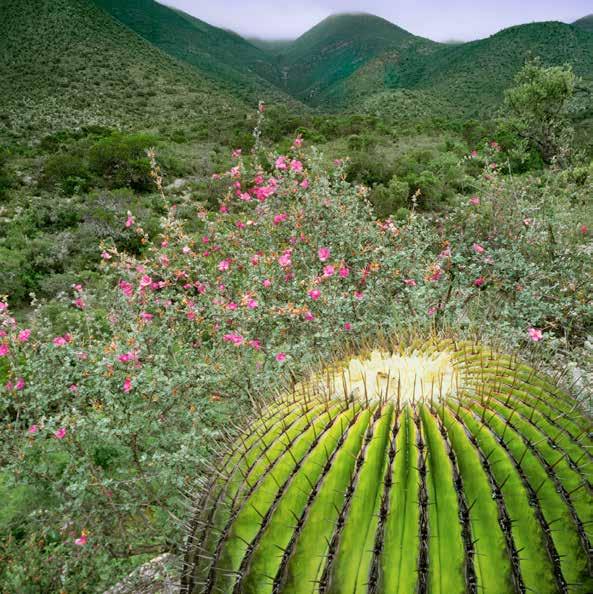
[{"x1": 503, "y1": 60, "x2": 576, "y2": 164}]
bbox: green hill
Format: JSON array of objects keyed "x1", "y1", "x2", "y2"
[
  {"x1": 0, "y1": 0, "x2": 247, "y2": 141},
  {"x1": 326, "y1": 21, "x2": 593, "y2": 116},
  {"x1": 279, "y1": 13, "x2": 439, "y2": 104},
  {"x1": 247, "y1": 38, "x2": 295, "y2": 54},
  {"x1": 91, "y1": 0, "x2": 298, "y2": 105},
  {"x1": 573, "y1": 14, "x2": 593, "y2": 33}
]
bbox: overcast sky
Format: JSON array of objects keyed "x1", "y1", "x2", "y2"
[{"x1": 162, "y1": 0, "x2": 591, "y2": 41}]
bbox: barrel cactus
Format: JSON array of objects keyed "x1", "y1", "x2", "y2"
[{"x1": 182, "y1": 339, "x2": 593, "y2": 594}]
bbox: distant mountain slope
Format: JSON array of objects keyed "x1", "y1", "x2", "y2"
[
  {"x1": 247, "y1": 38, "x2": 295, "y2": 54},
  {"x1": 0, "y1": 0, "x2": 246, "y2": 140},
  {"x1": 279, "y1": 13, "x2": 439, "y2": 104},
  {"x1": 573, "y1": 15, "x2": 593, "y2": 33},
  {"x1": 328, "y1": 21, "x2": 593, "y2": 116},
  {"x1": 410, "y1": 22, "x2": 593, "y2": 115},
  {"x1": 92, "y1": 0, "x2": 298, "y2": 105}
]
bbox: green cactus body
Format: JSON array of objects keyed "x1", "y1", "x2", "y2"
[{"x1": 182, "y1": 340, "x2": 593, "y2": 594}]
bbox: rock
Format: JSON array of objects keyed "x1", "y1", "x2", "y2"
[
  {"x1": 103, "y1": 553, "x2": 178, "y2": 594},
  {"x1": 167, "y1": 178, "x2": 188, "y2": 190}
]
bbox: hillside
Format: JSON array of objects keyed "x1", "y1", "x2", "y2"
[
  {"x1": 0, "y1": 0, "x2": 247, "y2": 141},
  {"x1": 247, "y1": 38, "x2": 295, "y2": 54},
  {"x1": 92, "y1": 0, "x2": 298, "y2": 105},
  {"x1": 327, "y1": 21, "x2": 593, "y2": 116},
  {"x1": 574, "y1": 14, "x2": 593, "y2": 33},
  {"x1": 278, "y1": 13, "x2": 439, "y2": 104}
]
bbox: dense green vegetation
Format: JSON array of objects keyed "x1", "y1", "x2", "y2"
[
  {"x1": 0, "y1": 0, "x2": 246, "y2": 141},
  {"x1": 0, "y1": 2, "x2": 592, "y2": 592},
  {"x1": 276, "y1": 13, "x2": 438, "y2": 103},
  {"x1": 324, "y1": 21, "x2": 593, "y2": 116}
]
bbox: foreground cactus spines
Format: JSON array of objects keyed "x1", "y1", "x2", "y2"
[{"x1": 182, "y1": 340, "x2": 593, "y2": 594}]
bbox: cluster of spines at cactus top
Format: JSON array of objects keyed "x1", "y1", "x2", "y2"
[{"x1": 181, "y1": 339, "x2": 593, "y2": 594}]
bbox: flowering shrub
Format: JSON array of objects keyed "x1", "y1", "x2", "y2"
[
  {"x1": 1, "y1": 131, "x2": 591, "y2": 591},
  {"x1": 0, "y1": 139, "x2": 412, "y2": 590}
]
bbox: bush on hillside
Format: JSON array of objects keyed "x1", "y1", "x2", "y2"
[
  {"x1": 88, "y1": 133, "x2": 157, "y2": 191},
  {"x1": 369, "y1": 175, "x2": 410, "y2": 218}
]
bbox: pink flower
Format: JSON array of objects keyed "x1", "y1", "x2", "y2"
[
  {"x1": 69, "y1": 384, "x2": 78, "y2": 393},
  {"x1": 275, "y1": 156, "x2": 287, "y2": 170},
  {"x1": 218, "y1": 259, "x2": 231, "y2": 272},
  {"x1": 15, "y1": 377, "x2": 25, "y2": 391},
  {"x1": 474, "y1": 276, "x2": 486, "y2": 287},
  {"x1": 580, "y1": 225, "x2": 588, "y2": 235},
  {"x1": 278, "y1": 251, "x2": 292, "y2": 268},
  {"x1": 273, "y1": 213, "x2": 288, "y2": 225},
  {"x1": 227, "y1": 302, "x2": 238, "y2": 310},
  {"x1": 223, "y1": 332, "x2": 244, "y2": 346},
  {"x1": 118, "y1": 351, "x2": 136, "y2": 363},
  {"x1": 101, "y1": 250, "x2": 112, "y2": 260},
  {"x1": 123, "y1": 377, "x2": 133, "y2": 393},
  {"x1": 73, "y1": 298, "x2": 86, "y2": 310},
  {"x1": 290, "y1": 160, "x2": 303, "y2": 172},
  {"x1": 139, "y1": 312, "x2": 153, "y2": 322},
  {"x1": 28, "y1": 424, "x2": 39, "y2": 435},
  {"x1": 0, "y1": 344, "x2": 9, "y2": 357},
  {"x1": 247, "y1": 299, "x2": 258, "y2": 309},
  {"x1": 74, "y1": 532, "x2": 88, "y2": 546},
  {"x1": 323, "y1": 265, "x2": 335, "y2": 278},
  {"x1": 54, "y1": 427, "x2": 67, "y2": 440},
  {"x1": 303, "y1": 311, "x2": 315, "y2": 321},
  {"x1": 18, "y1": 329, "x2": 31, "y2": 342},
  {"x1": 354, "y1": 291, "x2": 364, "y2": 300},
  {"x1": 428, "y1": 266, "x2": 443, "y2": 282},
  {"x1": 53, "y1": 336, "x2": 68, "y2": 347},
  {"x1": 248, "y1": 339, "x2": 261, "y2": 350},
  {"x1": 119, "y1": 280, "x2": 134, "y2": 297},
  {"x1": 472, "y1": 243, "x2": 485, "y2": 254},
  {"x1": 262, "y1": 278, "x2": 272, "y2": 288},
  {"x1": 528, "y1": 328, "x2": 543, "y2": 342},
  {"x1": 300, "y1": 179, "x2": 309, "y2": 189},
  {"x1": 338, "y1": 266, "x2": 350, "y2": 278},
  {"x1": 428, "y1": 306, "x2": 438, "y2": 317},
  {"x1": 523, "y1": 218, "x2": 532, "y2": 227},
  {"x1": 293, "y1": 135, "x2": 303, "y2": 148},
  {"x1": 318, "y1": 247, "x2": 330, "y2": 262},
  {"x1": 343, "y1": 323, "x2": 352, "y2": 331},
  {"x1": 275, "y1": 352, "x2": 287, "y2": 362},
  {"x1": 404, "y1": 279, "x2": 417, "y2": 287},
  {"x1": 125, "y1": 212, "x2": 134, "y2": 228},
  {"x1": 308, "y1": 289, "x2": 321, "y2": 301},
  {"x1": 0, "y1": 302, "x2": 7, "y2": 312},
  {"x1": 469, "y1": 196, "x2": 480, "y2": 206},
  {"x1": 232, "y1": 148, "x2": 242, "y2": 158}
]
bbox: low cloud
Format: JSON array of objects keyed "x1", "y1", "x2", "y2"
[{"x1": 163, "y1": 0, "x2": 592, "y2": 41}]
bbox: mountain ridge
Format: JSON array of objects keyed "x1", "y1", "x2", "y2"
[{"x1": 91, "y1": 0, "x2": 301, "y2": 106}]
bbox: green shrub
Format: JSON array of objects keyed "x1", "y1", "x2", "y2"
[
  {"x1": 369, "y1": 176, "x2": 410, "y2": 218},
  {"x1": 88, "y1": 133, "x2": 158, "y2": 191},
  {"x1": 41, "y1": 153, "x2": 92, "y2": 194}
]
